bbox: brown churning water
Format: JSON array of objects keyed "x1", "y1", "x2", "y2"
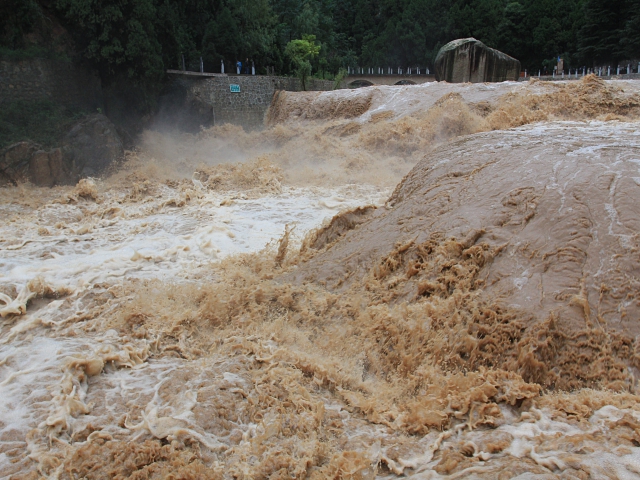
[{"x1": 1, "y1": 76, "x2": 640, "y2": 478}]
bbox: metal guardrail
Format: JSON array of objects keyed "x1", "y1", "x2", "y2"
[
  {"x1": 520, "y1": 73, "x2": 640, "y2": 82},
  {"x1": 348, "y1": 67, "x2": 432, "y2": 75},
  {"x1": 166, "y1": 70, "x2": 227, "y2": 77}
]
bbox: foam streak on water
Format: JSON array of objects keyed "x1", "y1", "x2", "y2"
[{"x1": 1, "y1": 185, "x2": 386, "y2": 291}]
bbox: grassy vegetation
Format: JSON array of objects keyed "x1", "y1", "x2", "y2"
[{"x1": 0, "y1": 99, "x2": 84, "y2": 150}]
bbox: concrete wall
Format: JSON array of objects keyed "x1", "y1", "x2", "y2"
[
  {"x1": 0, "y1": 58, "x2": 103, "y2": 110},
  {"x1": 170, "y1": 73, "x2": 335, "y2": 129}
]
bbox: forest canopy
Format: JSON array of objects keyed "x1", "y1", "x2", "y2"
[{"x1": 1, "y1": 0, "x2": 638, "y2": 83}]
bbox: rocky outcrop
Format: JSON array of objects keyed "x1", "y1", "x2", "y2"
[
  {"x1": 62, "y1": 113, "x2": 124, "y2": 179},
  {"x1": 29, "y1": 148, "x2": 64, "y2": 187},
  {"x1": 0, "y1": 114, "x2": 123, "y2": 187},
  {"x1": 0, "y1": 142, "x2": 72, "y2": 187},
  {"x1": 0, "y1": 142, "x2": 37, "y2": 186},
  {"x1": 435, "y1": 38, "x2": 520, "y2": 83}
]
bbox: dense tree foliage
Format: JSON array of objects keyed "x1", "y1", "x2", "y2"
[
  {"x1": 285, "y1": 34, "x2": 321, "y2": 89},
  {"x1": 0, "y1": 0, "x2": 44, "y2": 49},
  {"x1": 579, "y1": 0, "x2": 639, "y2": 65},
  {"x1": 2, "y1": 0, "x2": 639, "y2": 83}
]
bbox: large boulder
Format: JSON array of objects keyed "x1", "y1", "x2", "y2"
[
  {"x1": 0, "y1": 114, "x2": 123, "y2": 187},
  {"x1": 29, "y1": 148, "x2": 64, "y2": 187},
  {"x1": 0, "y1": 142, "x2": 39, "y2": 186},
  {"x1": 62, "y1": 113, "x2": 124, "y2": 179},
  {"x1": 435, "y1": 38, "x2": 520, "y2": 83},
  {"x1": 0, "y1": 142, "x2": 71, "y2": 187}
]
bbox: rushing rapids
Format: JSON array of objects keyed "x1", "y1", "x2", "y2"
[{"x1": 1, "y1": 76, "x2": 640, "y2": 478}]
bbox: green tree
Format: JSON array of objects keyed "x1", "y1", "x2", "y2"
[
  {"x1": 497, "y1": 2, "x2": 527, "y2": 59},
  {"x1": 513, "y1": 0, "x2": 585, "y2": 71},
  {"x1": 285, "y1": 34, "x2": 320, "y2": 89},
  {"x1": 579, "y1": 0, "x2": 626, "y2": 65},
  {"x1": 5, "y1": 0, "x2": 632, "y2": 104},
  {"x1": 56, "y1": 0, "x2": 164, "y2": 83},
  {"x1": 200, "y1": 0, "x2": 276, "y2": 72},
  {"x1": 0, "y1": 0, "x2": 44, "y2": 48},
  {"x1": 621, "y1": 0, "x2": 640, "y2": 61},
  {"x1": 202, "y1": 7, "x2": 240, "y2": 66}
]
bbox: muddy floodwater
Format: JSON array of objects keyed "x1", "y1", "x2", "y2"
[{"x1": 2, "y1": 76, "x2": 640, "y2": 478}]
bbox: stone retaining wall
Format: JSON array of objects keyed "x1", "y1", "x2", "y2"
[
  {"x1": 171, "y1": 74, "x2": 335, "y2": 129},
  {"x1": 0, "y1": 58, "x2": 102, "y2": 110}
]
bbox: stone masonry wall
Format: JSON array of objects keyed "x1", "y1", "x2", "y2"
[
  {"x1": 176, "y1": 74, "x2": 335, "y2": 129},
  {"x1": 0, "y1": 58, "x2": 103, "y2": 111}
]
